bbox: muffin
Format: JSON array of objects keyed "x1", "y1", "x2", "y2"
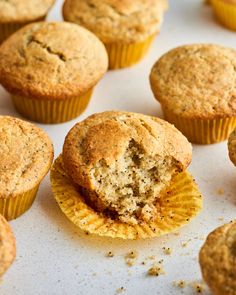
[
  {"x1": 228, "y1": 128, "x2": 236, "y2": 165},
  {"x1": 51, "y1": 111, "x2": 202, "y2": 239},
  {"x1": 0, "y1": 0, "x2": 55, "y2": 44},
  {"x1": 211, "y1": 0, "x2": 236, "y2": 31},
  {"x1": 199, "y1": 221, "x2": 236, "y2": 295},
  {"x1": 0, "y1": 22, "x2": 108, "y2": 124},
  {"x1": 150, "y1": 44, "x2": 236, "y2": 144},
  {"x1": 63, "y1": 0, "x2": 168, "y2": 69},
  {"x1": 0, "y1": 116, "x2": 54, "y2": 220},
  {"x1": 0, "y1": 214, "x2": 16, "y2": 277}
]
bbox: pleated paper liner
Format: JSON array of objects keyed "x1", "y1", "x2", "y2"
[
  {"x1": 0, "y1": 185, "x2": 39, "y2": 221},
  {"x1": 0, "y1": 17, "x2": 46, "y2": 44},
  {"x1": 51, "y1": 155, "x2": 202, "y2": 240},
  {"x1": 105, "y1": 35, "x2": 156, "y2": 70},
  {"x1": 212, "y1": 0, "x2": 236, "y2": 30},
  {"x1": 163, "y1": 108, "x2": 236, "y2": 144},
  {"x1": 11, "y1": 88, "x2": 93, "y2": 124}
]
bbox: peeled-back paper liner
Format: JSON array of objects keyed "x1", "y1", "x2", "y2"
[{"x1": 50, "y1": 156, "x2": 203, "y2": 240}]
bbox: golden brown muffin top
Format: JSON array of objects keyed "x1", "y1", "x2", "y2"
[
  {"x1": 0, "y1": 116, "x2": 54, "y2": 198},
  {"x1": 62, "y1": 111, "x2": 192, "y2": 190},
  {"x1": 0, "y1": 215, "x2": 16, "y2": 277},
  {"x1": 0, "y1": 22, "x2": 108, "y2": 100},
  {"x1": 228, "y1": 128, "x2": 236, "y2": 166},
  {"x1": 0, "y1": 0, "x2": 55, "y2": 23},
  {"x1": 150, "y1": 44, "x2": 236, "y2": 119},
  {"x1": 63, "y1": 0, "x2": 168, "y2": 43},
  {"x1": 199, "y1": 221, "x2": 236, "y2": 295}
]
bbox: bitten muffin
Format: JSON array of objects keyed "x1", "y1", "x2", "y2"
[
  {"x1": 63, "y1": 0, "x2": 168, "y2": 69},
  {"x1": 228, "y1": 128, "x2": 236, "y2": 165},
  {"x1": 0, "y1": 0, "x2": 55, "y2": 44},
  {"x1": 51, "y1": 111, "x2": 202, "y2": 239},
  {"x1": 150, "y1": 44, "x2": 236, "y2": 144},
  {"x1": 0, "y1": 116, "x2": 54, "y2": 220},
  {"x1": 211, "y1": 0, "x2": 236, "y2": 31},
  {"x1": 0, "y1": 22, "x2": 108, "y2": 124},
  {"x1": 0, "y1": 215, "x2": 16, "y2": 277},
  {"x1": 62, "y1": 111, "x2": 193, "y2": 225},
  {"x1": 199, "y1": 221, "x2": 236, "y2": 295}
]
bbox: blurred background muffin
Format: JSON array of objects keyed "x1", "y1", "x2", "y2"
[
  {"x1": 0, "y1": 0, "x2": 55, "y2": 44},
  {"x1": 63, "y1": 0, "x2": 168, "y2": 69}
]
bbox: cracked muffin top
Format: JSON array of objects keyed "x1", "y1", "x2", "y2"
[
  {"x1": 62, "y1": 111, "x2": 192, "y2": 224},
  {"x1": 0, "y1": 214, "x2": 16, "y2": 277},
  {"x1": 63, "y1": 0, "x2": 168, "y2": 43},
  {"x1": 0, "y1": 116, "x2": 54, "y2": 198},
  {"x1": 0, "y1": 0, "x2": 55, "y2": 23},
  {"x1": 0, "y1": 22, "x2": 108, "y2": 100},
  {"x1": 228, "y1": 128, "x2": 236, "y2": 166},
  {"x1": 199, "y1": 221, "x2": 236, "y2": 295},
  {"x1": 150, "y1": 44, "x2": 236, "y2": 119}
]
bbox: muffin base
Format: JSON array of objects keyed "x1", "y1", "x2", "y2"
[
  {"x1": 212, "y1": 0, "x2": 236, "y2": 30},
  {"x1": 163, "y1": 109, "x2": 236, "y2": 144},
  {"x1": 50, "y1": 155, "x2": 202, "y2": 240},
  {"x1": 0, "y1": 185, "x2": 39, "y2": 220},
  {"x1": 11, "y1": 89, "x2": 93, "y2": 124},
  {"x1": 105, "y1": 35, "x2": 156, "y2": 70},
  {"x1": 0, "y1": 17, "x2": 46, "y2": 44}
]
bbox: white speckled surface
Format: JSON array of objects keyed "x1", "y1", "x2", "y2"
[{"x1": 0, "y1": 0, "x2": 235, "y2": 294}]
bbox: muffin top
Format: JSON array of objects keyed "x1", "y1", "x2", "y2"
[
  {"x1": 63, "y1": 111, "x2": 192, "y2": 224},
  {"x1": 0, "y1": 22, "x2": 108, "y2": 100},
  {"x1": 63, "y1": 0, "x2": 168, "y2": 43},
  {"x1": 0, "y1": 0, "x2": 55, "y2": 23},
  {"x1": 150, "y1": 44, "x2": 236, "y2": 119},
  {"x1": 0, "y1": 215, "x2": 16, "y2": 277},
  {"x1": 63, "y1": 111, "x2": 191, "y2": 189},
  {"x1": 228, "y1": 128, "x2": 236, "y2": 166},
  {"x1": 0, "y1": 116, "x2": 54, "y2": 198},
  {"x1": 199, "y1": 221, "x2": 236, "y2": 295}
]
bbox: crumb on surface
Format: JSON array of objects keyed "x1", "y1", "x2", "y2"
[
  {"x1": 163, "y1": 247, "x2": 172, "y2": 255},
  {"x1": 125, "y1": 251, "x2": 138, "y2": 267},
  {"x1": 126, "y1": 251, "x2": 138, "y2": 259},
  {"x1": 116, "y1": 287, "x2": 126, "y2": 294},
  {"x1": 218, "y1": 217, "x2": 224, "y2": 221},
  {"x1": 173, "y1": 280, "x2": 186, "y2": 288},
  {"x1": 192, "y1": 283, "x2": 205, "y2": 293},
  {"x1": 147, "y1": 263, "x2": 165, "y2": 276},
  {"x1": 106, "y1": 251, "x2": 114, "y2": 257}
]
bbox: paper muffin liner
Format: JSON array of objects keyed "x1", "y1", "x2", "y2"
[
  {"x1": 105, "y1": 35, "x2": 156, "y2": 70},
  {"x1": 0, "y1": 23, "x2": 25, "y2": 44},
  {"x1": 0, "y1": 17, "x2": 46, "y2": 44},
  {"x1": 50, "y1": 155, "x2": 202, "y2": 240},
  {"x1": 11, "y1": 88, "x2": 93, "y2": 124},
  {"x1": 212, "y1": 0, "x2": 236, "y2": 30},
  {"x1": 0, "y1": 185, "x2": 39, "y2": 221},
  {"x1": 163, "y1": 109, "x2": 236, "y2": 144}
]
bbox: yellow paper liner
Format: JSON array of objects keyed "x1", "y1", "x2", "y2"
[
  {"x1": 0, "y1": 17, "x2": 46, "y2": 44},
  {"x1": 212, "y1": 0, "x2": 236, "y2": 30},
  {"x1": 11, "y1": 88, "x2": 93, "y2": 124},
  {"x1": 0, "y1": 23, "x2": 25, "y2": 44},
  {"x1": 105, "y1": 35, "x2": 156, "y2": 70},
  {"x1": 50, "y1": 156, "x2": 203, "y2": 240},
  {"x1": 0, "y1": 185, "x2": 39, "y2": 221},
  {"x1": 163, "y1": 108, "x2": 236, "y2": 144}
]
